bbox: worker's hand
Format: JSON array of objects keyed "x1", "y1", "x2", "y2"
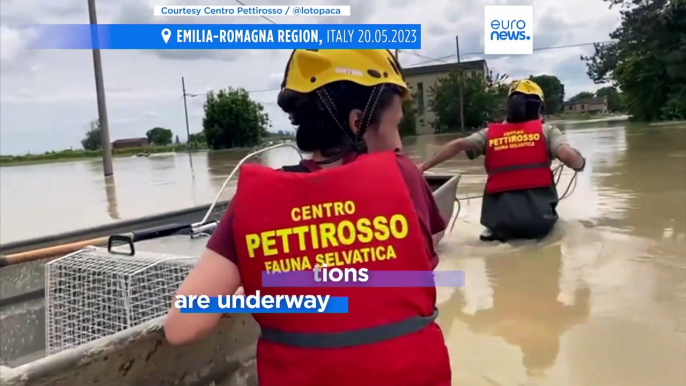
[
  {"x1": 416, "y1": 162, "x2": 427, "y2": 172},
  {"x1": 573, "y1": 156, "x2": 586, "y2": 172},
  {"x1": 220, "y1": 286, "x2": 244, "y2": 319}
]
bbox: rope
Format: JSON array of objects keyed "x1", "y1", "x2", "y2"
[
  {"x1": 448, "y1": 164, "x2": 578, "y2": 233},
  {"x1": 191, "y1": 142, "x2": 303, "y2": 230}
]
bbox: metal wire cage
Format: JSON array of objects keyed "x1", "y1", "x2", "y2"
[{"x1": 44, "y1": 246, "x2": 197, "y2": 355}]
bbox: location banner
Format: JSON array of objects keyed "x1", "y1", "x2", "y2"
[{"x1": 27, "y1": 24, "x2": 422, "y2": 50}]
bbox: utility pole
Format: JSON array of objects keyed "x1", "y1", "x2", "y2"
[
  {"x1": 181, "y1": 77, "x2": 191, "y2": 143},
  {"x1": 456, "y1": 35, "x2": 465, "y2": 131},
  {"x1": 88, "y1": 0, "x2": 113, "y2": 176}
]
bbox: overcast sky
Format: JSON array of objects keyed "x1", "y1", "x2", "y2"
[{"x1": 0, "y1": 0, "x2": 621, "y2": 155}]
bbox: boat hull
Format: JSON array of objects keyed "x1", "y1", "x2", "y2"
[{"x1": 1, "y1": 314, "x2": 259, "y2": 386}]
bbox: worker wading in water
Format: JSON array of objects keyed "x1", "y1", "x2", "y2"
[
  {"x1": 165, "y1": 49, "x2": 451, "y2": 386},
  {"x1": 419, "y1": 80, "x2": 587, "y2": 242}
]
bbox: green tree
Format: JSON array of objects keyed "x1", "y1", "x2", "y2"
[
  {"x1": 146, "y1": 127, "x2": 173, "y2": 145},
  {"x1": 428, "y1": 71, "x2": 509, "y2": 132},
  {"x1": 398, "y1": 100, "x2": 417, "y2": 137},
  {"x1": 81, "y1": 119, "x2": 101, "y2": 151},
  {"x1": 595, "y1": 86, "x2": 624, "y2": 112},
  {"x1": 529, "y1": 74, "x2": 565, "y2": 114},
  {"x1": 188, "y1": 132, "x2": 206, "y2": 145},
  {"x1": 567, "y1": 91, "x2": 595, "y2": 104},
  {"x1": 582, "y1": 0, "x2": 685, "y2": 120},
  {"x1": 202, "y1": 87, "x2": 269, "y2": 149}
]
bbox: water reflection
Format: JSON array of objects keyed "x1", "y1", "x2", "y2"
[
  {"x1": 555, "y1": 124, "x2": 632, "y2": 226},
  {"x1": 207, "y1": 149, "x2": 250, "y2": 180},
  {"x1": 428, "y1": 122, "x2": 686, "y2": 385},
  {"x1": 1, "y1": 122, "x2": 686, "y2": 384},
  {"x1": 437, "y1": 243, "x2": 591, "y2": 383},
  {"x1": 103, "y1": 176, "x2": 119, "y2": 220},
  {"x1": 561, "y1": 230, "x2": 686, "y2": 386},
  {"x1": 594, "y1": 124, "x2": 686, "y2": 239},
  {"x1": 205, "y1": 146, "x2": 304, "y2": 200},
  {"x1": 187, "y1": 150, "x2": 195, "y2": 174}
]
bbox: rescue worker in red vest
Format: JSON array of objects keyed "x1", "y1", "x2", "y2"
[
  {"x1": 165, "y1": 49, "x2": 451, "y2": 386},
  {"x1": 418, "y1": 80, "x2": 586, "y2": 242}
]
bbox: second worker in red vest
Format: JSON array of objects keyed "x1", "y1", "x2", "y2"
[{"x1": 419, "y1": 80, "x2": 587, "y2": 241}]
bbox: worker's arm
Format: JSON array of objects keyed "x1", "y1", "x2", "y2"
[
  {"x1": 419, "y1": 129, "x2": 486, "y2": 171},
  {"x1": 164, "y1": 249, "x2": 242, "y2": 345},
  {"x1": 165, "y1": 201, "x2": 241, "y2": 345},
  {"x1": 556, "y1": 144, "x2": 586, "y2": 171},
  {"x1": 546, "y1": 125, "x2": 586, "y2": 171}
]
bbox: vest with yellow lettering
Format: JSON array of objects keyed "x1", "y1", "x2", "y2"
[
  {"x1": 231, "y1": 151, "x2": 449, "y2": 386},
  {"x1": 484, "y1": 119, "x2": 553, "y2": 194}
]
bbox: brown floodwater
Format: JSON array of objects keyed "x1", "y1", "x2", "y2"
[{"x1": 1, "y1": 120, "x2": 685, "y2": 385}]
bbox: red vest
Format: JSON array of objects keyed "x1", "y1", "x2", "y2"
[
  {"x1": 232, "y1": 152, "x2": 450, "y2": 386},
  {"x1": 484, "y1": 119, "x2": 553, "y2": 194}
]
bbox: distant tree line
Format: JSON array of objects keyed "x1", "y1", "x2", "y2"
[
  {"x1": 566, "y1": 86, "x2": 625, "y2": 113},
  {"x1": 81, "y1": 121, "x2": 177, "y2": 151},
  {"x1": 146, "y1": 127, "x2": 173, "y2": 146},
  {"x1": 582, "y1": 0, "x2": 685, "y2": 121},
  {"x1": 80, "y1": 88, "x2": 275, "y2": 152},
  {"x1": 427, "y1": 71, "x2": 510, "y2": 132},
  {"x1": 81, "y1": 120, "x2": 102, "y2": 151},
  {"x1": 523, "y1": 75, "x2": 625, "y2": 114},
  {"x1": 201, "y1": 88, "x2": 270, "y2": 150},
  {"x1": 265, "y1": 130, "x2": 295, "y2": 138},
  {"x1": 422, "y1": 70, "x2": 629, "y2": 132}
]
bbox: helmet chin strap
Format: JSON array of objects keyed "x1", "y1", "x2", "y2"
[
  {"x1": 315, "y1": 87, "x2": 359, "y2": 149},
  {"x1": 315, "y1": 84, "x2": 385, "y2": 154}
]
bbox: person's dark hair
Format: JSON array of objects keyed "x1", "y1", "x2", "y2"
[
  {"x1": 278, "y1": 81, "x2": 402, "y2": 157},
  {"x1": 507, "y1": 92, "x2": 544, "y2": 123}
]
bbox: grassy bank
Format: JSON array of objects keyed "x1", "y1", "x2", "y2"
[
  {"x1": 0, "y1": 144, "x2": 208, "y2": 167},
  {"x1": 0, "y1": 136, "x2": 297, "y2": 167}
]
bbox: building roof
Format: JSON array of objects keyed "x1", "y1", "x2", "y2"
[
  {"x1": 403, "y1": 59, "x2": 488, "y2": 77},
  {"x1": 112, "y1": 137, "x2": 148, "y2": 145}
]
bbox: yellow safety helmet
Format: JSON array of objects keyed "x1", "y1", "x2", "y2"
[
  {"x1": 280, "y1": 49, "x2": 410, "y2": 99},
  {"x1": 508, "y1": 79, "x2": 544, "y2": 101}
]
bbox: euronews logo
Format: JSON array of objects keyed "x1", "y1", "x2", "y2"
[
  {"x1": 484, "y1": 5, "x2": 533, "y2": 55},
  {"x1": 490, "y1": 20, "x2": 530, "y2": 41}
]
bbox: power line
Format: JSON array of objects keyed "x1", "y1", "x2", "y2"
[
  {"x1": 401, "y1": 50, "x2": 451, "y2": 64},
  {"x1": 241, "y1": 40, "x2": 617, "y2": 95},
  {"x1": 232, "y1": 0, "x2": 280, "y2": 93},
  {"x1": 233, "y1": 0, "x2": 442, "y2": 94},
  {"x1": 247, "y1": 87, "x2": 281, "y2": 93},
  {"x1": 181, "y1": 88, "x2": 275, "y2": 96},
  {"x1": 233, "y1": 0, "x2": 445, "y2": 69},
  {"x1": 184, "y1": 87, "x2": 277, "y2": 95},
  {"x1": 405, "y1": 40, "x2": 616, "y2": 67},
  {"x1": 230, "y1": 2, "x2": 615, "y2": 92},
  {"x1": 231, "y1": 0, "x2": 447, "y2": 92},
  {"x1": 224, "y1": 4, "x2": 615, "y2": 91}
]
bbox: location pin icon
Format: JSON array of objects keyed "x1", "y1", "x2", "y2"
[{"x1": 161, "y1": 28, "x2": 171, "y2": 44}]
